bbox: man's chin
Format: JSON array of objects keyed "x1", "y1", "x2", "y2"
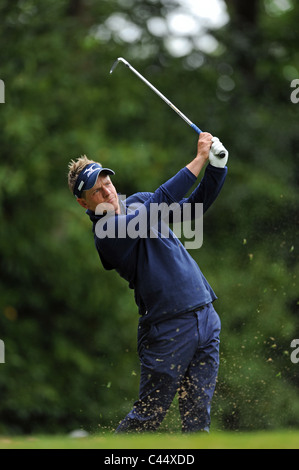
[{"x1": 95, "y1": 202, "x2": 116, "y2": 215}]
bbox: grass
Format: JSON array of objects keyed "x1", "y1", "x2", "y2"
[{"x1": 0, "y1": 430, "x2": 298, "y2": 449}]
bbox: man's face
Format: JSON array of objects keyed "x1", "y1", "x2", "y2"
[{"x1": 77, "y1": 173, "x2": 120, "y2": 214}]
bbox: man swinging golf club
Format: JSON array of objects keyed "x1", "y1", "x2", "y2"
[
  {"x1": 68, "y1": 57, "x2": 229, "y2": 433},
  {"x1": 67, "y1": 129, "x2": 228, "y2": 433}
]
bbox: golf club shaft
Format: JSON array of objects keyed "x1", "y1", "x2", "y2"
[
  {"x1": 110, "y1": 58, "x2": 202, "y2": 134},
  {"x1": 110, "y1": 58, "x2": 226, "y2": 158}
]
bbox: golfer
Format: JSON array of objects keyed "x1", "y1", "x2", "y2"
[{"x1": 67, "y1": 132, "x2": 228, "y2": 433}]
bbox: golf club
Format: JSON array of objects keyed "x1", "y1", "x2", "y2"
[{"x1": 110, "y1": 57, "x2": 226, "y2": 158}]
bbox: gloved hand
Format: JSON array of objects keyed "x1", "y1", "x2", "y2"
[{"x1": 209, "y1": 137, "x2": 229, "y2": 168}]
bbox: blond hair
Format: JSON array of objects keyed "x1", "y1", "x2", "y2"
[{"x1": 67, "y1": 155, "x2": 96, "y2": 195}]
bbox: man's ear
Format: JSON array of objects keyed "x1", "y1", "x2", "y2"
[{"x1": 77, "y1": 197, "x2": 88, "y2": 209}]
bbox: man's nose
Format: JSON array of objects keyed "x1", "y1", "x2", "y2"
[{"x1": 103, "y1": 186, "x2": 111, "y2": 196}]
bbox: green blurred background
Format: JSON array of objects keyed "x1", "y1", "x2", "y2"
[{"x1": 0, "y1": 0, "x2": 298, "y2": 435}]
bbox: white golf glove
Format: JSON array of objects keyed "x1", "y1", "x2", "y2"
[{"x1": 209, "y1": 137, "x2": 229, "y2": 168}]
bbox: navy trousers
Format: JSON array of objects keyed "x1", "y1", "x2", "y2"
[{"x1": 115, "y1": 303, "x2": 221, "y2": 433}]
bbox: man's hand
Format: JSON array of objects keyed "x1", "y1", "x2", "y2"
[
  {"x1": 186, "y1": 132, "x2": 213, "y2": 177},
  {"x1": 196, "y1": 132, "x2": 213, "y2": 162},
  {"x1": 186, "y1": 133, "x2": 228, "y2": 177},
  {"x1": 209, "y1": 137, "x2": 229, "y2": 168}
]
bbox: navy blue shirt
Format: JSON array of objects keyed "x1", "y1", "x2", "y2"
[{"x1": 87, "y1": 164, "x2": 227, "y2": 325}]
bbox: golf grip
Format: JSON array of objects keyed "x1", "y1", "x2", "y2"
[{"x1": 191, "y1": 123, "x2": 226, "y2": 159}]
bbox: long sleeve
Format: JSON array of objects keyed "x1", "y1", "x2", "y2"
[
  {"x1": 186, "y1": 164, "x2": 227, "y2": 214},
  {"x1": 91, "y1": 167, "x2": 197, "y2": 268},
  {"x1": 87, "y1": 164, "x2": 227, "y2": 323}
]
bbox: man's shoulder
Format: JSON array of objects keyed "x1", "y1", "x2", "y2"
[{"x1": 125, "y1": 191, "x2": 153, "y2": 206}]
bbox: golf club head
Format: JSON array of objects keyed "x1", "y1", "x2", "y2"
[{"x1": 110, "y1": 57, "x2": 130, "y2": 74}]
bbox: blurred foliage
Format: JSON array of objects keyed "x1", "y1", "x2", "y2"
[{"x1": 0, "y1": 0, "x2": 298, "y2": 434}]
